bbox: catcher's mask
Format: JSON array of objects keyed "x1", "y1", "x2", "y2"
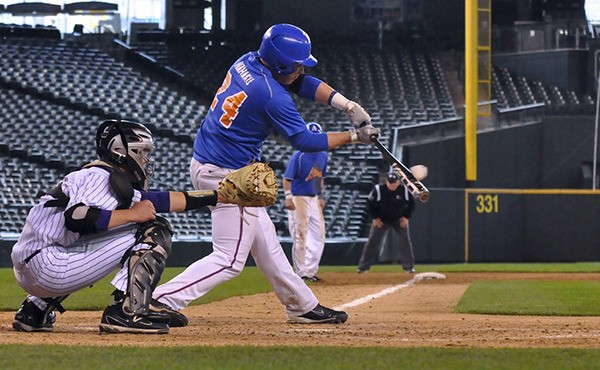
[
  {"x1": 96, "y1": 119, "x2": 155, "y2": 191},
  {"x1": 257, "y1": 23, "x2": 317, "y2": 75}
]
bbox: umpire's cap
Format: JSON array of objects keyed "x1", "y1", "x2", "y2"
[{"x1": 387, "y1": 172, "x2": 399, "y2": 183}]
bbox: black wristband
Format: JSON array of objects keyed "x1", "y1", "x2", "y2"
[{"x1": 183, "y1": 190, "x2": 218, "y2": 211}]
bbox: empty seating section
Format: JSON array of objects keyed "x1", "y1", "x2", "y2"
[
  {"x1": 0, "y1": 85, "x2": 208, "y2": 236},
  {"x1": 0, "y1": 37, "x2": 206, "y2": 138},
  {"x1": 492, "y1": 66, "x2": 593, "y2": 114},
  {"x1": 132, "y1": 43, "x2": 247, "y2": 97},
  {"x1": 8, "y1": 34, "x2": 589, "y2": 240},
  {"x1": 0, "y1": 155, "x2": 63, "y2": 233}
]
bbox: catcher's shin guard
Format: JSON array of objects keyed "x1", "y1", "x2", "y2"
[{"x1": 123, "y1": 216, "x2": 173, "y2": 316}]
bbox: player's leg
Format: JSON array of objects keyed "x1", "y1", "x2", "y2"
[
  {"x1": 393, "y1": 224, "x2": 415, "y2": 272},
  {"x1": 250, "y1": 209, "x2": 347, "y2": 324},
  {"x1": 151, "y1": 161, "x2": 257, "y2": 324},
  {"x1": 287, "y1": 208, "x2": 299, "y2": 272},
  {"x1": 100, "y1": 216, "x2": 174, "y2": 334},
  {"x1": 357, "y1": 224, "x2": 387, "y2": 273},
  {"x1": 152, "y1": 203, "x2": 256, "y2": 309},
  {"x1": 304, "y1": 196, "x2": 326, "y2": 280},
  {"x1": 12, "y1": 226, "x2": 140, "y2": 332},
  {"x1": 290, "y1": 196, "x2": 310, "y2": 278}
]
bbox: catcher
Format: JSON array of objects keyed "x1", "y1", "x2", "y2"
[{"x1": 11, "y1": 119, "x2": 276, "y2": 334}]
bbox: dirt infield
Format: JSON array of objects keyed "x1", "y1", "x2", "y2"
[{"x1": 2, "y1": 272, "x2": 600, "y2": 348}]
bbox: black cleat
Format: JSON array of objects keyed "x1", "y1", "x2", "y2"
[
  {"x1": 149, "y1": 299, "x2": 189, "y2": 327},
  {"x1": 12, "y1": 299, "x2": 55, "y2": 332},
  {"x1": 301, "y1": 276, "x2": 324, "y2": 283},
  {"x1": 99, "y1": 302, "x2": 169, "y2": 334},
  {"x1": 287, "y1": 304, "x2": 348, "y2": 324}
]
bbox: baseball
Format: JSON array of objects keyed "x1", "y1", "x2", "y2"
[{"x1": 410, "y1": 165, "x2": 428, "y2": 181}]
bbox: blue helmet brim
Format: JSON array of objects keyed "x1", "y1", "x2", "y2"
[{"x1": 303, "y1": 54, "x2": 318, "y2": 67}]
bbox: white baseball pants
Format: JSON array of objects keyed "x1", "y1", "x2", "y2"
[
  {"x1": 287, "y1": 195, "x2": 325, "y2": 278},
  {"x1": 152, "y1": 160, "x2": 318, "y2": 317}
]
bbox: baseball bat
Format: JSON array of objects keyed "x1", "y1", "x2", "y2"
[{"x1": 371, "y1": 135, "x2": 430, "y2": 203}]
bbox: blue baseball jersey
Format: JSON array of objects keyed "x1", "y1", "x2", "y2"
[
  {"x1": 193, "y1": 52, "x2": 326, "y2": 169},
  {"x1": 284, "y1": 150, "x2": 328, "y2": 196}
]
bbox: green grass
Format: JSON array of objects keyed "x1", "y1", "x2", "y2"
[
  {"x1": 4, "y1": 263, "x2": 600, "y2": 369},
  {"x1": 457, "y1": 280, "x2": 600, "y2": 316},
  {"x1": 3, "y1": 262, "x2": 600, "y2": 311},
  {"x1": 0, "y1": 267, "x2": 273, "y2": 311},
  {"x1": 2, "y1": 345, "x2": 600, "y2": 370},
  {"x1": 314, "y1": 262, "x2": 600, "y2": 273},
  {"x1": 416, "y1": 262, "x2": 600, "y2": 273}
]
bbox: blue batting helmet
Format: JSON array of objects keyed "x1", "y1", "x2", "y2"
[
  {"x1": 306, "y1": 122, "x2": 323, "y2": 134},
  {"x1": 258, "y1": 23, "x2": 317, "y2": 75}
]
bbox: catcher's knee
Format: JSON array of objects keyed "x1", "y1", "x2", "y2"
[
  {"x1": 135, "y1": 215, "x2": 173, "y2": 256},
  {"x1": 123, "y1": 216, "x2": 173, "y2": 315}
]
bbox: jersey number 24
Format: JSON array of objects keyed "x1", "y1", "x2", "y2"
[{"x1": 210, "y1": 71, "x2": 248, "y2": 128}]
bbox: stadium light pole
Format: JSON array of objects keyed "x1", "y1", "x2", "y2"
[
  {"x1": 594, "y1": 76, "x2": 600, "y2": 190},
  {"x1": 465, "y1": 0, "x2": 478, "y2": 183}
]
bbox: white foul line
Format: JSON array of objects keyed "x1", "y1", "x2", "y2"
[{"x1": 334, "y1": 272, "x2": 446, "y2": 311}]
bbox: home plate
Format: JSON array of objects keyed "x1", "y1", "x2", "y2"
[{"x1": 414, "y1": 272, "x2": 446, "y2": 281}]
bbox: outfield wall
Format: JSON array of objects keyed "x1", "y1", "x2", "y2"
[
  {"x1": 410, "y1": 188, "x2": 600, "y2": 263},
  {"x1": 2, "y1": 188, "x2": 598, "y2": 268}
]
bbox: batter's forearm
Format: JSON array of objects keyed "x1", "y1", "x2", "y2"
[
  {"x1": 326, "y1": 131, "x2": 354, "y2": 150},
  {"x1": 315, "y1": 81, "x2": 336, "y2": 105}
]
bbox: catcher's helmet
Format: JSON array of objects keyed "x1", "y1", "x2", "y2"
[
  {"x1": 306, "y1": 122, "x2": 322, "y2": 134},
  {"x1": 96, "y1": 119, "x2": 155, "y2": 191},
  {"x1": 258, "y1": 23, "x2": 317, "y2": 75}
]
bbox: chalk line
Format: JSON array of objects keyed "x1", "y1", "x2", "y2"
[{"x1": 334, "y1": 272, "x2": 446, "y2": 311}]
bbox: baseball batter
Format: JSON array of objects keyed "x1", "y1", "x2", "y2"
[
  {"x1": 283, "y1": 122, "x2": 328, "y2": 282},
  {"x1": 10, "y1": 120, "x2": 249, "y2": 334},
  {"x1": 152, "y1": 23, "x2": 380, "y2": 324}
]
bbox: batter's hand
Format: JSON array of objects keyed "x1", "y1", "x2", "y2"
[
  {"x1": 346, "y1": 101, "x2": 371, "y2": 128},
  {"x1": 130, "y1": 200, "x2": 157, "y2": 223},
  {"x1": 285, "y1": 196, "x2": 296, "y2": 211},
  {"x1": 356, "y1": 124, "x2": 380, "y2": 144}
]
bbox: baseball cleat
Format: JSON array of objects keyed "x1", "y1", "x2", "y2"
[
  {"x1": 12, "y1": 299, "x2": 55, "y2": 332},
  {"x1": 99, "y1": 302, "x2": 169, "y2": 334},
  {"x1": 287, "y1": 304, "x2": 348, "y2": 324},
  {"x1": 301, "y1": 276, "x2": 324, "y2": 283},
  {"x1": 149, "y1": 299, "x2": 189, "y2": 327}
]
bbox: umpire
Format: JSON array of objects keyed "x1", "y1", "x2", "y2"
[{"x1": 357, "y1": 172, "x2": 416, "y2": 273}]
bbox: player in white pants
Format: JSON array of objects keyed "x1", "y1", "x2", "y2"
[
  {"x1": 152, "y1": 23, "x2": 380, "y2": 325},
  {"x1": 154, "y1": 161, "x2": 319, "y2": 318},
  {"x1": 284, "y1": 122, "x2": 328, "y2": 282}
]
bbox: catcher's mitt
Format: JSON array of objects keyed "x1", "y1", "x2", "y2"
[{"x1": 218, "y1": 162, "x2": 278, "y2": 207}]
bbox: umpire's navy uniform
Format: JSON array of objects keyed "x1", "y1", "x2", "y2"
[{"x1": 358, "y1": 172, "x2": 416, "y2": 272}]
